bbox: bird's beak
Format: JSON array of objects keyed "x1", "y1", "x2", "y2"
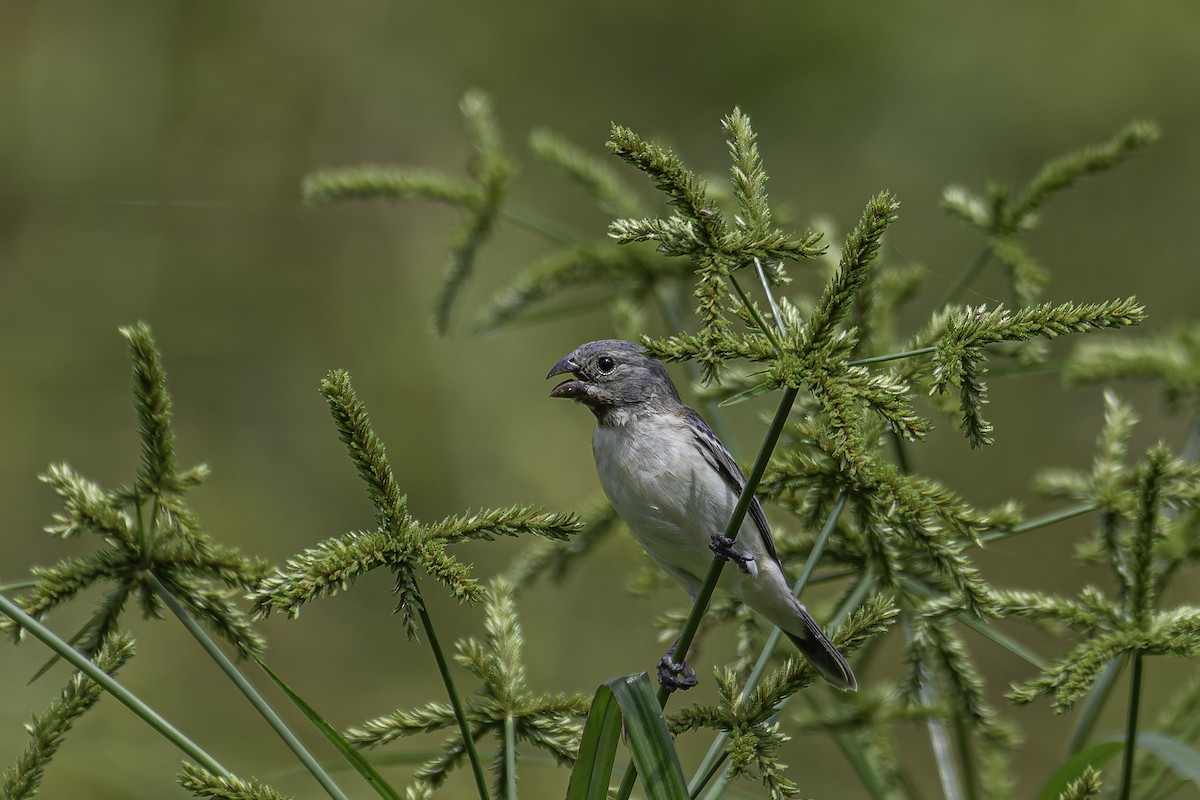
[{"x1": 547, "y1": 355, "x2": 587, "y2": 399}]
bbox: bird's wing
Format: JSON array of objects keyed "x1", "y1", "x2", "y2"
[{"x1": 683, "y1": 408, "x2": 781, "y2": 565}]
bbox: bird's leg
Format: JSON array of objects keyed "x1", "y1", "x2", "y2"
[
  {"x1": 657, "y1": 643, "x2": 698, "y2": 692},
  {"x1": 709, "y1": 533, "x2": 754, "y2": 574}
]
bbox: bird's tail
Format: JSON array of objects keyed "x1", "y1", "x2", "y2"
[{"x1": 783, "y1": 607, "x2": 857, "y2": 692}]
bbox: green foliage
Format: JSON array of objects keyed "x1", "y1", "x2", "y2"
[
  {"x1": 1067, "y1": 323, "x2": 1200, "y2": 414},
  {"x1": 178, "y1": 763, "x2": 293, "y2": 800},
  {"x1": 1000, "y1": 418, "x2": 1200, "y2": 711},
  {"x1": 790, "y1": 685, "x2": 949, "y2": 799},
  {"x1": 608, "y1": 112, "x2": 823, "y2": 382},
  {"x1": 1133, "y1": 674, "x2": 1200, "y2": 792},
  {"x1": 505, "y1": 498, "x2": 622, "y2": 590},
  {"x1": 304, "y1": 90, "x2": 514, "y2": 333},
  {"x1": 762, "y1": 417, "x2": 1007, "y2": 620},
  {"x1": 250, "y1": 372, "x2": 581, "y2": 633},
  {"x1": 528, "y1": 128, "x2": 644, "y2": 220},
  {"x1": 2, "y1": 633, "x2": 134, "y2": 799},
  {"x1": 474, "y1": 246, "x2": 680, "y2": 333},
  {"x1": 669, "y1": 596, "x2": 898, "y2": 798},
  {"x1": 247, "y1": 368, "x2": 582, "y2": 800},
  {"x1": 345, "y1": 580, "x2": 591, "y2": 796},
  {"x1": 932, "y1": 299, "x2": 1146, "y2": 447},
  {"x1": 1057, "y1": 766, "x2": 1103, "y2": 800},
  {"x1": 239, "y1": 644, "x2": 399, "y2": 800},
  {"x1": 0, "y1": 324, "x2": 268, "y2": 660},
  {"x1": 941, "y1": 120, "x2": 1159, "y2": 307},
  {"x1": 565, "y1": 673, "x2": 689, "y2": 800},
  {"x1": 5, "y1": 100, "x2": 1193, "y2": 800}
]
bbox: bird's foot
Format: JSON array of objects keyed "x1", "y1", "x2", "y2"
[
  {"x1": 709, "y1": 533, "x2": 754, "y2": 574},
  {"x1": 657, "y1": 646, "x2": 698, "y2": 692}
]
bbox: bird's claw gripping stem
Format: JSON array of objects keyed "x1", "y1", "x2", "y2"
[
  {"x1": 657, "y1": 645, "x2": 698, "y2": 692},
  {"x1": 709, "y1": 533, "x2": 754, "y2": 574}
]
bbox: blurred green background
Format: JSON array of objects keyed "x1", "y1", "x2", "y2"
[{"x1": 2, "y1": 2, "x2": 1199, "y2": 797}]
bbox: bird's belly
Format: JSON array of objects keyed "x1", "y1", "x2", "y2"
[
  {"x1": 592, "y1": 423, "x2": 736, "y2": 581},
  {"x1": 591, "y1": 417, "x2": 804, "y2": 639}
]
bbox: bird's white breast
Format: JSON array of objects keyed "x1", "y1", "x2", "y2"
[{"x1": 592, "y1": 413, "x2": 738, "y2": 580}]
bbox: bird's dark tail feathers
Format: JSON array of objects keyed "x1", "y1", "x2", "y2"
[{"x1": 784, "y1": 610, "x2": 857, "y2": 692}]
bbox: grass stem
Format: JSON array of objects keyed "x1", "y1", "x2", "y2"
[
  {"x1": 0, "y1": 591, "x2": 228, "y2": 778},
  {"x1": 1065, "y1": 657, "x2": 1124, "y2": 756},
  {"x1": 906, "y1": 615, "x2": 965, "y2": 800},
  {"x1": 415, "y1": 593, "x2": 491, "y2": 800},
  {"x1": 504, "y1": 714, "x2": 518, "y2": 800},
  {"x1": 1118, "y1": 651, "x2": 1144, "y2": 800},
  {"x1": 980, "y1": 502, "x2": 1097, "y2": 545},
  {"x1": 147, "y1": 574, "x2": 351, "y2": 800},
  {"x1": 728, "y1": 273, "x2": 782, "y2": 352},
  {"x1": 849, "y1": 346, "x2": 938, "y2": 367},
  {"x1": 497, "y1": 206, "x2": 583, "y2": 246}
]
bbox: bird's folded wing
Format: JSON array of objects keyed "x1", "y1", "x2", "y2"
[{"x1": 682, "y1": 408, "x2": 782, "y2": 565}]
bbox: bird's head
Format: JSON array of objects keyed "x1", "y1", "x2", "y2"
[{"x1": 546, "y1": 339, "x2": 681, "y2": 421}]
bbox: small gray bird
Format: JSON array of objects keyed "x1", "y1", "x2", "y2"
[{"x1": 547, "y1": 339, "x2": 857, "y2": 692}]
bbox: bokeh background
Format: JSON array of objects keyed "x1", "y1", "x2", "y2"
[{"x1": 2, "y1": 2, "x2": 1199, "y2": 798}]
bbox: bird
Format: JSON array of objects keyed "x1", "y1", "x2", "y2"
[{"x1": 547, "y1": 339, "x2": 857, "y2": 692}]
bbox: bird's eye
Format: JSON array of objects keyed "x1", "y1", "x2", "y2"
[{"x1": 597, "y1": 356, "x2": 616, "y2": 374}]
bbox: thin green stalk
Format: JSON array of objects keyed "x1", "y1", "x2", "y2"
[
  {"x1": 849, "y1": 347, "x2": 938, "y2": 367},
  {"x1": 616, "y1": 385, "x2": 801, "y2": 800},
  {"x1": 416, "y1": 592, "x2": 491, "y2": 800},
  {"x1": 891, "y1": 407, "x2": 968, "y2": 800},
  {"x1": 146, "y1": 574, "x2": 351, "y2": 800},
  {"x1": 133, "y1": 489, "x2": 145, "y2": 549},
  {"x1": 497, "y1": 206, "x2": 583, "y2": 246},
  {"x1": 657, "y1": 385, "x2": 800, "y2": 706},
  {"x1": 1066, "y1": 657, "x2": 1124, "y2": 756},
  {"x1": 504, "y1": 714, "x2": 518, "y2": 800},
  {"x1": 0, "y1": 591, "x2": 228, "y2": 777},
  {"x1": 828, "y1": 573, "x2": 875, "y2": 633},
  {"x1": 689, "y1": 755, "x2": 728, "y2": 800},
  {"x1": 803, "y1": 691, "x2": 894, "y2": 800},
  {"x1": 952, "y1": 712, "x2": 978, "y2": 800},
  {"x1": 1119, "y1": 652, "x2": 1144, "y2": 800},
  {"x1": 980, "y1": 502, "x2": 1097, "y2": 545},
  {"x1": 728, "y1": 273, "x2": 782, "y2": 352},
  {"x1": 906, "y1": 616, "x2": 965, "y2": 800},
  {"x1": 922, "y1": 679, "x2": 963, "y2": 800},
  {"x1": 828, "y1": 729, "x2": 893, "y2": 800},
  {"x1": 697, "y1": 573, "x2": 875, "y2": 800},
  {"x1": 953, "y1": 613, "x2": 1046, "y2": 670},
  {"x1": 0, "y1": 580, "x2": 37, "y2": 593},
  {"x1": 753, "y1": 258, "x2": 785, "y2": 332},
  {"x1": 898, "y1": 576, "x2": 1046, "y2": 669},
  {"x1": 935, "y1": 245, "x2": 992, "y2": 310},
  {"x1": 982, "y1": 360, "x2": 1065, "y2": 378},
  {"x1": 891, "y1": 430, "x2": 913, "y2": 474},
  {"x1": 1137, "y1": 680, "x2": 1200, "y2": 800},
  {"x1": 809, "y1": 568, "x2": 857, "y2": 585},
  {"x1": 138, "y1": 495, "x2": 160, "y2": 557},
  {"x1": 687, "y1": 492, "x2": 849, "y2": 796},
  {"x1": 792, "y1": 492, "x2": 849, "y2": 600},
  {"x1": 27, "y1": 593, "x2": 129, "y2": 684}
]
